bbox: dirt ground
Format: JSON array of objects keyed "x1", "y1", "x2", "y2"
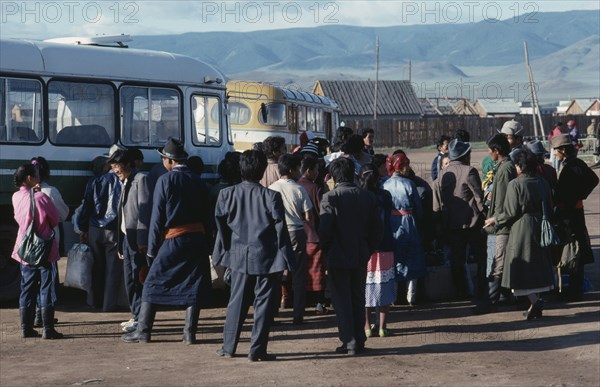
[{"x1": 1, "y1": 148, "x2": 599, "y2": 387}]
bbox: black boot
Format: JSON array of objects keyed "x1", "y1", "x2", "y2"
[
  {"x1": 471, "y1": 277, "x2": 499, "y2": 315},
  {"x1": 488, "y1": 276, "x2": 502, "y2": 307},
  {"x1": 34, "y1": 307, "x2": 42, "y2": 328},
  {"x1": 182, "y1": 305, "x2": 200, "y2": 345},
  {"x1": 122, "y1": 302, "x2": 155, "y2": 343},
  {"x1": 35, "y1": 306, "x2": 58, "y2": 327},
  {"x1": 41, "y1": 307, "x2": 63, "y2": 339},
  {"x1": 20, "y1": 307, "x2": 40, "y2": 338}
]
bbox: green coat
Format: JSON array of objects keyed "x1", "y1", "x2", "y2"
[
  {"x1": 496, "y1": 175, "x2": 554, "y2": 291},
  {"x1": 485, "y1": 158, "x2": 517, "y2": 235}
]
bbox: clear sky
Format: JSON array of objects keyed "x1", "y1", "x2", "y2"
[{"x1": 1, "y1": 0, "x2": 598, "y2": 39}]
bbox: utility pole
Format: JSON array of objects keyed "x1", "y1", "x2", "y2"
[
  {"x1": 524, "y1": 41, "x2": 545, "y2": 138},
  {"x1": 374, "y1": 35, "x2": 379, "y2": 131}
]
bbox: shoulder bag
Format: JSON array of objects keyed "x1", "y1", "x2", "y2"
[
  {"x1": 538, "y1": 179, "x2": 560, "y2": 248},
  {"x1": 17, "y1": 189, "x2": 55, "y2": 267}
]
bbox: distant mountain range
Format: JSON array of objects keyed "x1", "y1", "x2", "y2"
[{"x1": 130, "y1": 10, "x2": 600, "y2": 102}]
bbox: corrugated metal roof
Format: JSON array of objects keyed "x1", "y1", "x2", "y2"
[
  {"x1": 574, "y1": 98, "x2": 598, "y2": 111},
  {"x1": 475, "y1": 98, "x2": 520, "y2": 114},
  {"x1": 316, "y1": 80, "x2": 423, "y2": 116}
]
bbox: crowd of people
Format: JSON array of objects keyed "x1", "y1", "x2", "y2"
[{"x1": 10, "y1": 122, "x2": 598, "y2": 360}]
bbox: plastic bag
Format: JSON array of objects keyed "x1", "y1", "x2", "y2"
[
  {"x1": 64, "y1": 243, "x2": 93, "y2": 293},
  {"x1": 71, "y1": 203, "x2": 84, "y2": 235}
]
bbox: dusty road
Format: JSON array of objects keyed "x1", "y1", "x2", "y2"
[{"x1": 1, "y1": 148, "x2": 599, "y2": 386}]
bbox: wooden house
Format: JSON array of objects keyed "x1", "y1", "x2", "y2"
[
  {"x1": 313, "y1": 80, "x2": 422, "y2": 122},
  {"x1": 565, "y1": 98, "x2": 598, "y2": 116},
  {"x1": 418, "y1": 97, "x2": 478, "y2": 116},
  {"x1": 473, "y1": 98, "x2": 520, "y2": 118},
  {"x1": 584, "y1": 99, "x2": 600, "y2": 116},
  {"x1": 452, "y1": 99, "x2": 479, "y2": 115}
]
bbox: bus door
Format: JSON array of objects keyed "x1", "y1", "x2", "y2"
[{"x1": 187, "y1": 88, "x2": 230, "y2": 175}]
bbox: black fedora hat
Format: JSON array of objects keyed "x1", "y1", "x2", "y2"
[
  {"x1": 448, "y1": 138, "x2": 471, "y2": 161},
  {"x1": 157, "y1": 138, "x2": 188, "y2": 161},
  {"x1": 526, "y1": 140, "x2": 547, "y2": 156}
]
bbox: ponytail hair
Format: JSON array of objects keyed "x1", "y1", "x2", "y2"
[
  {"x1": 360, "y1": 163, "x2": 379, "y2": 192},
  {"x1": 14, "y1": 163, "x2": 36, "y2": 188},
  {"x1": 31, "y1": 156, "x2": 50, "y2": 182}
]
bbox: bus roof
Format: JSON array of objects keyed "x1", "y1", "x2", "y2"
[
  {"x1": 0, "y1": 38, "x2": 226, "y2": 87},
  {"x1": 227, "y1": 80, "x2": 339, "y2": 109}
]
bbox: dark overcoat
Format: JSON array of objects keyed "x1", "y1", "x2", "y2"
[
  {"x1": 318, "y1": 182, "x2": 383, "y2": 269},
  {"x1": 497, "y1": 175, "x2": 554, "y2": 290},
  {"x1": 143, "y1": 165, "x2": 212, "y2": 306},
  {"x1": 555, "y1": 156, "x2": 599, "y2": 265}
]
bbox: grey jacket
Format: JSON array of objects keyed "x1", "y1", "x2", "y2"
[
  {"x1": 212, "y1": 181, "x2": 294, "y2": 275},
  {"x1": 118, "y1": 170, "x2": 152, "y2": 254},
  {"x1": 318, "y1": 183, "x2": 383, "y2": 269},
  {"x1": 433, "y1": 161, "x2": 485, "y2": 230}
]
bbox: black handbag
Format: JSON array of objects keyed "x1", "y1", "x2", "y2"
[
  {"x1": 538, "y1": 179, "x2": 560, "y2": 248},
  {"x1": 17, "y1": 189, "x2": 54, "y2": 267}
]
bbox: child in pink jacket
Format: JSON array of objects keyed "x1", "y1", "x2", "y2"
[{"x1": 12, "y1": 163, "x2": 62, "y2": 339}]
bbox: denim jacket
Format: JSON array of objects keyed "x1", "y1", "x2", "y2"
[{"x1": 77, "y1": 171, "x2": 121, "y2": 232}]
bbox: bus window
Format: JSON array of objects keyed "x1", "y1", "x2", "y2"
[
  {"x1": 306, "y1": 107, "x2": 316, "y2": 132},
  {"x1": 227, "y1": 101, "x2": 251, "y2": 125},
  {"x1": 315, "y1": 109, "x2": 325, "y2": 133},
  {"x1": 287, "y1": 104, "x2": 297, "y2": 133},
  {"x1": 121, "y1": 86, "x2": 180, "y2": 147},
  {"x1": 49, "y1": 81, "x2": 114, "y2": 146},
  {"x1": 192, "y1": 95, "x2": 221, "y2": 146},
  {"x1": 0, "y1": 77, "x2": 43, "y2": 143},
  {"x1": 297, "y1": 106, "x2": 306, "y2": 132},
  {"x1": 259, "y1": 103, "x2": 286, "y2": 126},
  {"x1": 324, "y1": 112, "x2": 333, "y2": 139}
]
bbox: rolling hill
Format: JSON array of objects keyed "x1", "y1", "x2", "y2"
[{"x1": 129, "y1": 10, "x2": 600, "y2": 101}]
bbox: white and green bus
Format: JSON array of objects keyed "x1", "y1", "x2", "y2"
[{"x1": 0, "y1": 36, "x2": 234, "y2": 299}]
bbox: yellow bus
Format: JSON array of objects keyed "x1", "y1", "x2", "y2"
[{"x1": 227, "y1": 81, "x2": 340, "y2": 150}]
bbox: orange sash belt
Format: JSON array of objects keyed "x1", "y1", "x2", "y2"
[
  {"x1": 164, "y1": 223, "x2": 205, "y2": 239},
  {"x1": 391, "y1": 209, "x2": 413, "y2": 216}
]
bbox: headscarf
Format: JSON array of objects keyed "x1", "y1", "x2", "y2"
[{"x1": 386, "y1": 153, "x2": 410, "y2": 176}]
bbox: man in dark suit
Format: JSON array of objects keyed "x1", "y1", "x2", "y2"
[
  {"x1": 212, "y1": 150, "x2": 294, "y2": 362},
  {"x1": 319, "y1": 157, "x2": 383, "y2": 355},
  {"x1": 108, "y1": 149, "x2": 152, "y2": 333}
]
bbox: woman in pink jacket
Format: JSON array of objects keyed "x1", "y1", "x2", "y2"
[{"x1": 12, "y1": 163, "x2": 63, "y2": 339}]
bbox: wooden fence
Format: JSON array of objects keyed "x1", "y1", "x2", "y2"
[{"x1": 343, "y1": 115, "x2": 598, "y2": 149}]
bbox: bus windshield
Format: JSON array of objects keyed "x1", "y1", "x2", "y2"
[{"x1": 192, "y1": 95, "x2": 221, "y2": 146}]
